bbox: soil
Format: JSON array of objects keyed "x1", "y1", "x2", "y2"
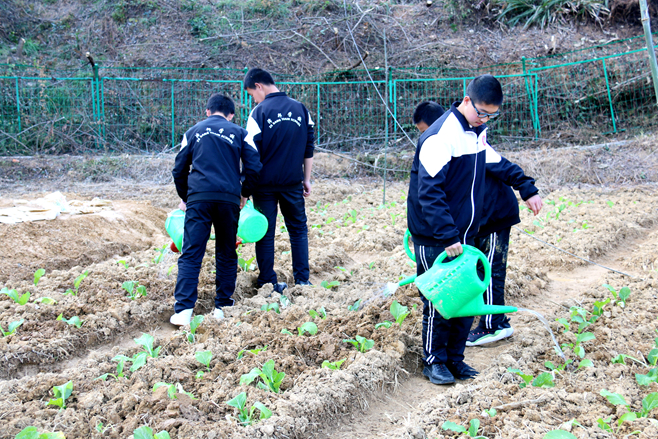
[{"x1": 1, "y1": 159, "x2": 658, "y2": 439}]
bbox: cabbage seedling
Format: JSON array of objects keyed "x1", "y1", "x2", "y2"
[
  {"x1": 152, "y1": 244, "x2": 168, "y2": 264},
  {"x1": 237, "y1": 345, "x2": 267, "y2": 360},
  {"x1": 335, "y1": 266, "x2": 353, "y2": 276},
  {"x1": 122, "y1": 281, "x2": 147, "y2": 300},
  {"x1": 187, "y1": 315, "x2": 204, "y2": 343},
  {"x1": 441, "y1": 419, "x2": 487, "y2": 438},
  {"x1": 298, "y1": 321, "x2": 318, "y2": 336},
  {"x1": 14, "y1": 426, "x2": 66, "y2": 439},
  {"x1": 390, "y1": 300, "x2": 410, "y2": 327},
  {"x1": 347, "y1": 298, "x2": 361, "y2": 311},
  {"x1": 322, "y1": 358, "x2": 346, "y2": 370},
  {"x1": 135, "y1": 333, "x2": 161, "y2": 358},
  {"x1": 343, "y1": 335, "x2": 374, "y2": 353},
  {"x1": 46, "y1": 380, "x2": 73, "y2": 410},
  {"x1": 33, "y1": 269, "x2": 45, "y2": 286},
  {"x1": 116, "y1": 260, "x2": 129, "y2": 268},
  {"x1": 112, "y1": 352, "x2": 148, "y2": 372},
  {"x1": 95, "y1": 358, "x2": 126, "y2": 381},
  {"x1": 279, "y1": 295, "x2": 290, "y2": 308},
  {"x1": 238, "y1": 256, "x2": 256, "y2": 272},
  {"x1": 261, "y1": 302, "x2": 280, "y2": 314},
  {"x1": 507, "y1": 368, "x2": 555, "y2": 388},
  {"x1": 226, "y1": 392, "x2": 272, "y2": 426},
  {"x1": 152, "y1": 382, "x2": 196, "y2": 400},
  {"x1": 543, "y1": 431, "x2": 577, "y2": 439},
  {"x1": 321, "y1": 280, "x2": 340, "y2": 289},
  {"x1": 239, "y1": 359, "x2": 285, "y2": 393},
  {"x1": 196, "y1": 350, "x2": 212, "y2": 371},
  {"x1": 133, "y1": 425, "x2": 171, "y2": 439},
  {"x1": 1, "y1": 319, "x2": 24, "y2": 337},
  {"x1": 309, "y1": 307, "x2": 326, "y2": 319},
  {"x1": 375, "y1": 321, "x2": 392, "y2": 329},
  {"x1": 35, "y1": 297, "x2": 57, "y2": 305},
  {"x1": 602, "y1": 284, "x2": 631, "y2": 307},
  {"x1": 64, "y1": 270, "x2": 88, "y2": 296},
  {"x1": 1, "y1": 287, "x2": 29, "y2": 305},
  {"x1": 281, "y1": 328, "x2": 293, "y2": 336},
  {"x1": 57, "y1": 314, "x2": 84, "y2": 328}
]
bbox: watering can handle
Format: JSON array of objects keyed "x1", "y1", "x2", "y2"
[
  {"x1": 404, "y1": 229, "x2": 416, "y2": 262},
  {"x1": 433, "y1": 245, "x2": 492, "y2": 290}
]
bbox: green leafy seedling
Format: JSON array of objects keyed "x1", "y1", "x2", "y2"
[
  {"x1": 122, "y1": 281, "x2": 147, "y2": 300},
  {"x1": 64, "y1": 270, "x2": 88, "y2": 296},
  {"x1": 484, "y1": 408, "x2": 497, "y2": 417},
  {"x1": 196, "y1": 350, "x2": 213, "y2": 371},
  {"x1": 532, "y1": 372, "x2": 556, "y2": 387},
  {"x1": 152, "y1": 244, "x2": 168, "y2": 264},
  {"x1": 298, "y1": 321, "x2": 318, "y2": 336},
  {"x1": 116, "y1": 260, "x2": 129, "y2": 269},
  {"x1": 322, "y1": 358, "x2": 346, "y2": 370},
  {"x1": 35, "y1": 297, "x2": 57, "y2": 305},
  {"x1": 343, "y1": 335, "x2": 374, "y2": 353},
  {"x1": 135, "y1": 333, "x2": 161, "y2": 358},
  {"x1": 14, "y1": 426, "x2": 66, "y2": 439},
  {"x1": 33, "y1": 269, "x2": 46, "y2": 286},
  {"x1": 508, "y1": 368, "x2": 534, "y2": 388},
  {"x1": 308, "y1": 307, "x2": 327, "y2": 319},
  {"x1": 237, "y1": 345, "x2": 267, "y2": 360},
  {"x1": 153, "y1": 382, "x2": 196, "y2": 400},
  {"x1": 281, "y1": 328, "x2": 293, "y2": 336},
  {"x1": 390, "y1": 300, "x2": 410, "y2": 327},
  {"x1": 441, "y1": 419, "x2": 487, "y2": 438},
  {"x1": 543, "y1": 431, "x2": 577, "y2": 439},
  {"x1": 3, "y1": 319, "x2": 26, "y2": 337},
  {"x1": 187, "y1": 315, "x2": 204, "y2": 343},
  {"x1": 57, "y1": 314, "x2": 84, "y2": 328},
  {"x1": 603, "y1": 284, "x2": 631, "y2": 307},
  {"x1": 367, "y1": 262, "x2": 376, "y2": 270},
  {"x1": 95, "y1": 358, "x2": 126, "y2": 381},
  {"x1": 279, "y1": 295, "x2": 290, "y2": 309},
  {"x1": 347, "y1": 298, "x2": 361, "y2": 311},
  {"x1": 133, "y1": 425, "x2": 171, "y2": 439},
  {"x1": 1, "y1": 287, "x2": 30, "y2": 305},
  {"x1": 375, "y1": 321, "x2": 393, "y2": 329},
  {"x1": 261, "y1": 302, "x2": 280, "y2": 314},
  {"x1": 611, "y1": 354, "x2": 646, "y2": 366},
  {"x1": 46, "y1": 380, "x2": 73, "y2": 410},
  {"x1": 239, "y1": 359, "x2": 286, "y2": 393},
  {"x1": 226, "y1": 392, "x2": 272, "y2": 426},
  {"x1": 321, "y1": 280, "x2": 340, "y2": 289},
  {"x1": 238, "y1": 256, "x2": 256, "y2": 272}
]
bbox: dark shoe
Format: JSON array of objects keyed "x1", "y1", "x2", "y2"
[
  {"x1": 272, "y1": 282, "x2": 288, "y2": 294},
  {"x1": 295, "y1": 280, "x2": 312, "y2": 286},
  {"x1": 466, "y1": 325, "x2": 514, "y2": 347},
  {"x1": 447, "y1": 361, "x2": 479, "y2": 380},
  {"x1": 423, "y1": 363, "x2": 455, "y2": 385}
]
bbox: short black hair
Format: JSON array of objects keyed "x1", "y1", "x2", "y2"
[
  {"x1": 206, "y1": 93, "x2": 235, "y2": 116},
  {"x1": 466, "y1": 75, "x2": 503, "y2": 106},
  {"x1": 243, "y1": 68, "x2": 275, "y2": 89},
  {"x1": 413, "y1": 101, "x2": 445, "y2": 126}
]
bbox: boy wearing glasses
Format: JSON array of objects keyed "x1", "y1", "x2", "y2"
[
  {"x1": 408, "y1": 75, "x2": 535, "y2": 384},
  {"x1": 411, "y1": 99, "x2": 542, "y2": 350}
]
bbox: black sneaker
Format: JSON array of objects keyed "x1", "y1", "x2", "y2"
[
  {"x1": 272, "y1": 282, "x2": 288, "y2": 294},
  {"x1": 447, "y1": 361, "x2": 479, "y2": 380},
  {"x1": 466, "y1": 325, "x2": 514, "y2": 347},
  {"x1": 295, "y1": 280, "x2": 312, "y2": 286},
  {"x1": 422, "y1": 363, "x2": 455, "y2": 385}
]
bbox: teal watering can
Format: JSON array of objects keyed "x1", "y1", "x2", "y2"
[
  {"x1": 399, "y1": 230, "x2": 517, "y2": 319},
  {"x1": 165, "y1": 201, "x2": 268, "y2": 252}
]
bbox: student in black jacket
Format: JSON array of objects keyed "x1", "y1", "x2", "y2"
[
  {"x1": 170, "y1": 93, "x2": 262, "y2": 326},
  {"x1": 243, "y1": 68, "x2": 315, "y2": 293}
]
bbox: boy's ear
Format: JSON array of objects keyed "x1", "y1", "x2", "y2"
[
  {"x1": 227, "y1": 113, "x2": 235, "y2": 121},
  {"x1": 206, "y1": 109, "x2": 211, "y2": 117}
]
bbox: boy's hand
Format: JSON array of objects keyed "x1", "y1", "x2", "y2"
[
  {"x1": 303, "y1": 179, "x2": 312, "y2": 197},
  {"x1": 445, "y1": 242, "x2": 463, "y2": 257},
  {"x1": 178, "y1": 201, "x2": 187, "y2": 212},
  {"x1": 525, "y1": 195, "x2": 543, "y2": 216},
  {"x1": 240, "y1": 196, "x2": 248, "y2": 209}
]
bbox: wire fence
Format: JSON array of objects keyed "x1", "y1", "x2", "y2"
[{"x1": 0, "y1": 33, "x2": 657, "y2": 155}]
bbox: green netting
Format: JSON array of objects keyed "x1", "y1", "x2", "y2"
[{"x1": 1, "y1": 36, "x2": 657, "y2": 155}]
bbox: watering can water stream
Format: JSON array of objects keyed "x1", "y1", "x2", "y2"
[
  {"x1": 399, "y1": 229, "x2": 517, "y2": 319},
  {"x1": 165, "y1": 200, "x2": 268, "y2": 252}
]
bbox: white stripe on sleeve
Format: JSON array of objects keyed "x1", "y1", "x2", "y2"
[
  {"x1": 245, "y1": 111, "x2": 261, "y2": 151},
  {"x1": 180, "y1": 133, "x2": 188, "y2": 150},
  {"x1": 419, "y1": 134, "x2": 452, "y2": 178}
]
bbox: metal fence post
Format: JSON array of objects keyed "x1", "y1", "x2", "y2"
[
  {"x1": 171, "y1": 80, "x2": 176, "y2": 149},
  {"x1": 316, "y1": 82, "x2": 320, "y2": 145},
  {"x1": 601, "y1": 58, "x2": 618, "y2": 134},
  {"x1": 15, "y1": 77, "x2": 21, "y2": 132}
]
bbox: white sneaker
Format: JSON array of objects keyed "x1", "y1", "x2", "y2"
[
  {"x1": 169, "y1": 309, "x2": 193, "y2": 326},
  {"x1": 212, "y1": 308, "x2": 225, "y2": 320}
]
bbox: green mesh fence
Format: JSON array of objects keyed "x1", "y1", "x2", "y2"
[{"x1": 1, "y1": 34, "x2": 657, "y2": 155}]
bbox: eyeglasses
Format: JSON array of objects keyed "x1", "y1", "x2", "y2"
[{"x1": 470, "y1": 99, "x2": 500, "y2": 119}]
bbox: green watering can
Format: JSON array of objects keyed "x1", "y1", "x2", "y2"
[
  {"x1": 399, "y1": 230, "x2": 517, "y2": 319},
  {"x1": 165, "y1": 201, "x2": 268, "y2": 252}
]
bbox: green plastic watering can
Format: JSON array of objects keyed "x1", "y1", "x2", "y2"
[
  {"x1": 165, "y1": 201, "x2": 268, "y2": 252},
  {"x1": 399, "y1": 230, "x2": 517, "y2": 319}
]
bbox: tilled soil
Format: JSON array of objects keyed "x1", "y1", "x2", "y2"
[{"x1": 0, "y1": 180, "x2": 657, "y2": 439}]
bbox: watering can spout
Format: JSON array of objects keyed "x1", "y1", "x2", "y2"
[{"x1": 448, "y1": 302, "x2": 518, "y2": 319}]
